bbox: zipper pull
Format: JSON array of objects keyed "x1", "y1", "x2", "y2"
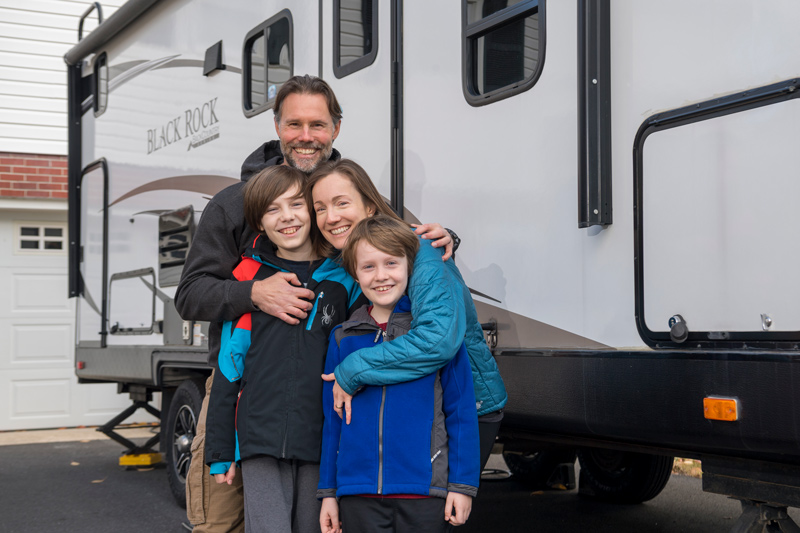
[{"x1": 374, "y1": 329, "x2": 382, "y2": 343}]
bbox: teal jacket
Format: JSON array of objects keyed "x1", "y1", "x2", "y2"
[{"x1": 334, "y1": 238, "x2": 507, "y2": 416}]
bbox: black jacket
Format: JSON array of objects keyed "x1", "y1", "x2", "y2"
[
  {"x1": 205, "y1": 238, "x2": 363, "y2": 464},
  {"x1": 174, "y1": 141, "x2": 340, "y2": 365}
]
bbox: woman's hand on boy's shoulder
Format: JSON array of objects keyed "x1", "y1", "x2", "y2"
[{"x1": 412, "y1": 223, "x2": 454, "y2": 261}]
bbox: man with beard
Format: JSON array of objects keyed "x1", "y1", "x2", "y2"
[{"x1": 175, "y1": 75, "x2": 453, "y2": 533}]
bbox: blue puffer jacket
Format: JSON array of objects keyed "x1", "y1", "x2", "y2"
[
  {"x1": 318, "y1": 297, "x2": 480, "y2": 499},
  {"x1": 334, "y1": 238, "x2": 507, "y2": 416}
]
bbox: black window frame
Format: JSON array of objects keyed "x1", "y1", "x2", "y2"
[
  {"x1": 242, "y1": 9, "x2": 294, "y2": 118},
  {"x1": 333, "y1": 0, "x2": 379, "y2": 78},
  {"x1": 462, "y1": 0, "x2": 546, "y2": 107},
  {"x1": 93, "y1": 52, "x2": 108, "y2": 117}
]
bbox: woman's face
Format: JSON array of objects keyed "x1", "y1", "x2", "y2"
[{"x1": 312, "y1": 172, "x2": 374, "y2": 250}]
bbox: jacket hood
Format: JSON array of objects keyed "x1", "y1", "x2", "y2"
[{"x1": 240, "y1": 140, "x2": 343, "y2": 182}]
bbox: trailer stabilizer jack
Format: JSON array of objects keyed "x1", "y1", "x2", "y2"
[
  {"x1": 730, "y1": 500, "x2": 800, "y2": 533},
  {"x1": 96, "y1": 400, "x2": 162, "y2": 466}
]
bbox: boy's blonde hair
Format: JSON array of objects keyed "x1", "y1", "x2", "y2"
[
  {"x1": 341, "y1": 215, "x2": 419, "y2": 280},
  {"x1": 243, "y1": 166, "x2": 325, "y2": 256}
]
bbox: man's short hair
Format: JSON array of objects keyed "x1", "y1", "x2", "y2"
[
  {"x1": 273, "y1": 75, "x2": 343, "y2": 126},
  {"x1": 341, "y1": 215, "x2": 419, "y2": 280}
]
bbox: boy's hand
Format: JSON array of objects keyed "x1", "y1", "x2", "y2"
[
  {"x1": 444, "y1": 492, "x2": 472, "y2": 526},
  {"x1": 252, "y1": 272, "x2": 315, "y2": 325},
  {"x1": 320, "y1": 497, "x2": 341, "y2": 533},
  {"x1": 411, "y1": 223, "x2": 453, "y2": 261},
  {"x1": 213, "y1": 463, "x2": 237, "y2": 485},
  {"x1": 322, "y1": 373, "x2": 353, "y2": 424}
]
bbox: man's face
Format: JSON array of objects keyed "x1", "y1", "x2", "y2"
[{"x1": 275, "y1": 93, "x2": 341, "y2": 174}]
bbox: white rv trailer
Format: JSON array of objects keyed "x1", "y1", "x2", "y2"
[{"x1": 64, "y1": 0, "x2": 800, "y2": 527}]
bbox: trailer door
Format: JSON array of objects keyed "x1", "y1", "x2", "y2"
[
  {"x1": 636, "y1": 84, "x2": 800, "y2": 346},
  {"x1": 77, "y1": 160, "x2": 107, "y2": 348}
]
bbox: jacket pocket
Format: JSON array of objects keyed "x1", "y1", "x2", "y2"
[
  {"x1": 306, "y1": 291, "x2": 325, "y2": 331},
  {"x1": 186, "y1": 428, "x2": 206, "y2": 524}
]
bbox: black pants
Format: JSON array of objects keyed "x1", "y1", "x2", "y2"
[
  {"x1": 340, "y1": 497, "x2": 452, "y2": 533},
  {"x1": 479, "y1": 418, "x2": 502, "y2": 473}
]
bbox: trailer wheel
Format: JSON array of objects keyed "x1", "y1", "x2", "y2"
[
  {"x1": 502, "y1": 450, "x2": 577, "y2": 489},
  {"x1": 165, "y1": 379, "x2": 203, "y2": 508},
  {"x1": 577, "y1": 449, "x2": 673, "y2": 504}
]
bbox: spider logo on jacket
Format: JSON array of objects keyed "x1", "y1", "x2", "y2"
[{"x1": 321, "y1": 305, "x2": 335, "y2": 327}]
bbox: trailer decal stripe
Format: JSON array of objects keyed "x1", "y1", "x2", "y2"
[{"x1": 108, "y1": 175, "x2": 238, "y2": 208}]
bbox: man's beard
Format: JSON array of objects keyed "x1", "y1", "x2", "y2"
[{"x1": 281, "y1": 140, "x2": 333, "y2": 174}]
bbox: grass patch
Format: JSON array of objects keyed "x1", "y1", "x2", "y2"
[{"x1": 672, "y1": 458, "x2": 702, "y2": 478}]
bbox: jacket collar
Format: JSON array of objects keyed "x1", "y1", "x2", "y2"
[{"x1": 341, "y1": 296, "x2": 411, "y2": 338}]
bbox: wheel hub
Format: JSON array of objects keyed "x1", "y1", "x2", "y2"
[{"x1": 176, "y1": 433, "x2": 193, "y2": 454}]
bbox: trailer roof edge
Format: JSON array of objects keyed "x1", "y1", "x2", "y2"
[{"x1": 64, "y1": 0, "x2": 162, "y2": 66}]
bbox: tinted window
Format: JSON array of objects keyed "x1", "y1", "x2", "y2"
[
  {"x1": 244, "y1": 11, "x2": 293, "y2": 116},
  {"x1": 463, "y1": 0, "x2": 545, "y2": 106},
  {"x1": 334, "y1": 0, "x2": 378, "y2": 78},
  {"x1": 94, "y1": 52, "x2": 108, "y2": 117}
]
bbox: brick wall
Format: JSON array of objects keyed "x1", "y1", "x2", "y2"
[{"x1": 0, "y1": 152, "x2": 68, "y2": 200}]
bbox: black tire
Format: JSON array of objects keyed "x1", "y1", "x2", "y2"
[
  {"x1": 577, "y1": 448, "x2": 673, "y2": 504},
  {"x1": 165, "y1": 379, "x2": 203, "y2": 508},
  {"x1": 503, "y1": 449, "x2": 577, "y2": 489}
]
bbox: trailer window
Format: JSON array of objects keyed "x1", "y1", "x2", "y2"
[
  {"x1": 462, "y1": 0, "x2": 545, "y2": 106},
  {"x1": 334, "y1": 0, "x2": 378, "y2": 78},
  {"x1": 243, "y1": 10, "x2": 293, "y2": 117},
  {"x1": 94, "y1": 52, "x2": 108, "y2": 117}
]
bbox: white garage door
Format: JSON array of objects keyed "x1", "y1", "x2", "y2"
[{"x1": 0, "y1": 205, "x2": 156, "y2": 430}]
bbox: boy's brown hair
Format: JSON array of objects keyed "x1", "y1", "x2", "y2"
[
  {"x1": 341, "y1": 215, "x2": 419, "y2": 280},
  {"x1": 243, "y1": 166, "x2": 324, "y2": 256}
]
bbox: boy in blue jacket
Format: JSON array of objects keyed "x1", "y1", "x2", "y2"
[{"x1": 318, "y1": 216, "x2": 480, "y2": 533}]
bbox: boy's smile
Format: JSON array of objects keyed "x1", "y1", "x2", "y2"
[
  {"x1": 354, "y1": 241, "x2": 409, "y2": 323},
  {"x1": 259, "y1": 185, "x2": 315, "y2": 261}
]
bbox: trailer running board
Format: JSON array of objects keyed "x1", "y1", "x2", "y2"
[{"x1": 97, "y1": 400, "x2": 162, "y2": 466}]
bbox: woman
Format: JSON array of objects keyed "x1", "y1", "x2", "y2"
[{"x1": 307, "y1": 159, "x2": 507, "y2": 471}]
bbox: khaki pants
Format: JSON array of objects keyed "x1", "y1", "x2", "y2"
[{"x1": 186, "y1": 372, "x2": 244, "y2": 533}]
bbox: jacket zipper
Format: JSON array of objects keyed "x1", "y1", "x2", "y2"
[
  {"x1": 306, "y1": 291, "x2": 324, "y2": 331},
  {"x1": 235, "y1": 382, "x2": 245, "y2": 431},
  {"x1": 281, "y1": 410, "x2": 289, "y2": 458},
  {"x1": 375, "y1": 328, "x2": 387, "y2": 494},
  {"x1": 282, "y1": 321, "x2": 303, "y2": 458}
]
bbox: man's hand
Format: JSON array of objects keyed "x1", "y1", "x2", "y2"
[
  {"x1": 322, "y1": 373, "x2": 353, "y2": 425},
  {"x1": 411, "y1": 223, "x2": 453, "y2": 261},
  {"x1": 444, "y1": 492, "x2": 472, "y2": 526},
  {"x1": 213, "y1": 463, "x2": 237, "y2": 485},
  {"x1": 320, "y1": 497, "x2": 342, "y2": 533},
  {"x1": 251, "y1": 272, "x2": 315, "y2": 325}
]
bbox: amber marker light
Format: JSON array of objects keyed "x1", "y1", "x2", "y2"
[{"x1": 703, "y1": 397, "x2": 738, "y2": 421}]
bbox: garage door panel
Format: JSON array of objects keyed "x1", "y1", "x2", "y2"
[
  {"x1": 12, "y1": 272, "x2": 71, "y2": 312},
  {"x1": 8, "y1": 376, "x2": 71, "y2": 420},
  {"x1": 11, "y1": 323, "x2": 71, "y2": 364}
]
